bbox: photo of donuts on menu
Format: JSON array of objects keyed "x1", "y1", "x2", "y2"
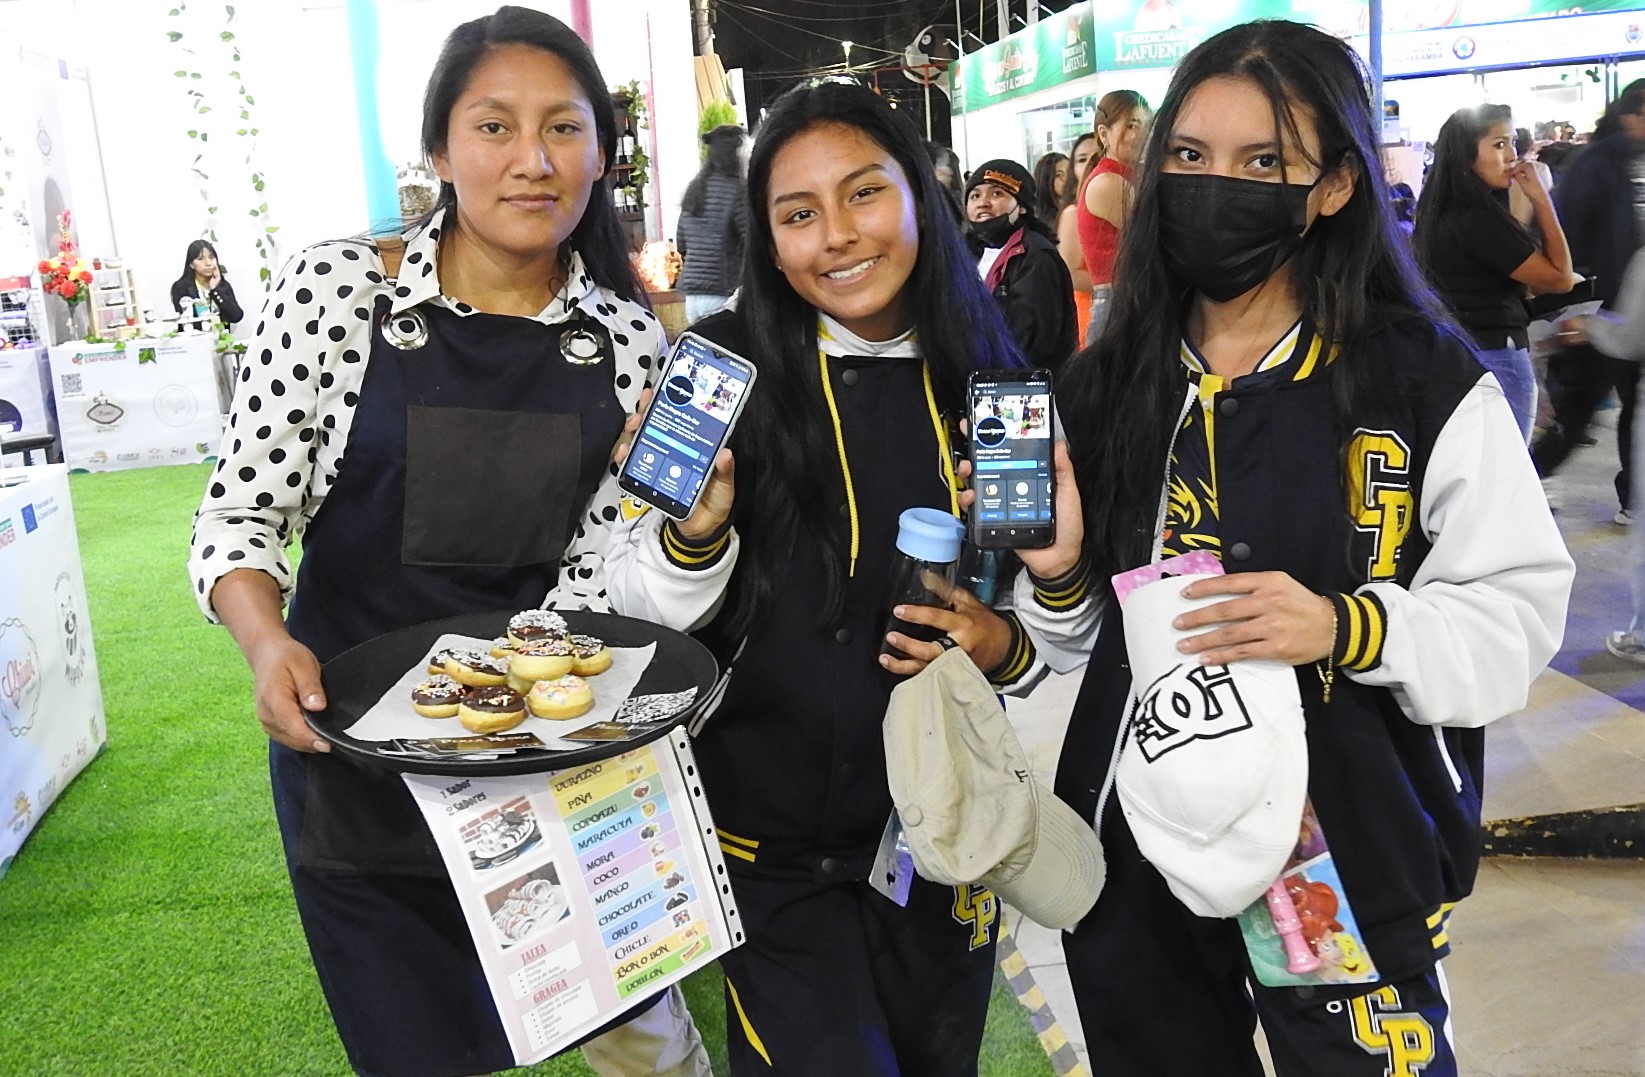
[{"x1": 485, "y1": 862, "x2": 572, "y2": 950}]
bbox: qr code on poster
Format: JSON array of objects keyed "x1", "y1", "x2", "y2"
[{"x1": 59, "y1": 373, "x2": 84, "y2": 398}]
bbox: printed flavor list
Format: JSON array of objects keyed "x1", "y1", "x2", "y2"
[
  {"x1": 552, "y1": 749, "x2": 713, "y2": 999},
  {"x1": 404, "y1": 730, "x2": 740, "y2": 1066}
]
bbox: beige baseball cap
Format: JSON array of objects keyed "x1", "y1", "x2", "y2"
[{"x1": 883, "y1": 645, "x2": 1104, "y2": 931}]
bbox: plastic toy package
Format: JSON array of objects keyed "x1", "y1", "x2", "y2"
[
  {"x1": 1237, "y1": 799, "x2": 1381, "y2": 987},
  {"x1": 1109, "y1": 551, "x2": 1381, "y2": 988}
]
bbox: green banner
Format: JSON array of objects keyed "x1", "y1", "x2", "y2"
[
  {"x1": 953, "y1": 5, "x2": 1096, "y2": 112},
  {"x1": 953, "y1": 0, "x2": 1645, "y2": 109},
  {"x1": 1092, "y1": 0, "x2": 1645, "y2": 71},
  {"x1": 1092, "y1": 0, "x2": 1291, "y2": 71}
]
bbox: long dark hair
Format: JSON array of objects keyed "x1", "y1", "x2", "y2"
[
  {"x1": 1094, "y1": 89, "x2": 1148, "y2": 159},
  {"x1": 719, "y1": 79, "x2": 1025, "y2": 639},
  {"x1": 1060, "y1": 132, "x2": 1099, "y2": 212},
  {"x1": 1061, "y1": 20, "x2": 1449, "y2": 579},
  {"x1": 1032, "y1": 152, "x2": 1069, "y2": 223},
  {"x1": 175, "y1": 240, "x2": 224, "y2": 289},
  {"x1": 1593, "y1": 78, "x2": 1645, "y2": 141},
  {"x1": 1412, "y1": 103, "x2": 1516, "y2": 274},
  {"x1": 682, "y1": 125, "x2": 746, "y2": 217},
  {"x1": 414, "y1": 5, "x2": 643, "y2": 303}
]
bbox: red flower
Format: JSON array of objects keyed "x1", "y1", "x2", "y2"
[
  {"x1": 37, "y1": 259, "x2": 51, "y2": 273},
  {"x1": 77, "y1": 271, "x2": 92, "y2": 284}
]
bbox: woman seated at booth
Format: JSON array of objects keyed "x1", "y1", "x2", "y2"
[{"x1": 169, "y1": 240, "x2": 244, "y2": 330}]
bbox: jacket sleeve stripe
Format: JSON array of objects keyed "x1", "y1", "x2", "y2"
[
  {"x1": 1346, "y1": 592, "x2": 1388, "y2": 672},
  {"x1": 1031, "y1": 559, "x2": 1093, "y2": 611},
  {"x1": 661, "y1": 519, "x2": 731, "y2": 569}
]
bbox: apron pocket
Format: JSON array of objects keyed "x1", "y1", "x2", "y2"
[
  {"x1": 296, "y1": 751, "x2": 448, "y2": 875},
  {"x1": 403, "y1": 405, "x2": 582, "y2": 567}
]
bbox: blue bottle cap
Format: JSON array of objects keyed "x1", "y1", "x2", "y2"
[{"x1": 895, "y1": 507, "x2": 965, "y2": 563}]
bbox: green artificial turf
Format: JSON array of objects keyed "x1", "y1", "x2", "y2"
[{"x1": 0, "y1": 463, "x2": 1054, "y2": 1076}]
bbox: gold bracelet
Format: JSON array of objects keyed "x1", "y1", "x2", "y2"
[{"x1": 1316, "y1": 597, "x2": 1338, "y2": 704}]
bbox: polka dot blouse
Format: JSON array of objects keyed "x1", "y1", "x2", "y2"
[{"x1": 188, "y1": 208, "x2": 664, "y2": 622}]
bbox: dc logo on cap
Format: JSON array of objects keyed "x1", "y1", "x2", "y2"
[{"x1": 1131, "y1": 664, "x2": 1252, "y2": 762}]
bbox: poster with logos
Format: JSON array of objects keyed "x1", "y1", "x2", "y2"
[
  {"x1": 403, "y1": 729, "x2": 742, "y2": 1065},
  {"x1": 0, "y1": 465, "x2": 106, "y2": 879},
  {"x1": 46, "y1": 336, "x2": 220, "y2": 473},
  {"x1": 0, "y1": 346, "x2": 54, "y2": 440}
]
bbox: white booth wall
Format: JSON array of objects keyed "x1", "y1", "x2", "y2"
[
  {"x1": 950, "y1": 65, "x2": 1175, "y2": 176},
  {"x1": 1, "y1": 0, "x2": 696, "y2": 335}
]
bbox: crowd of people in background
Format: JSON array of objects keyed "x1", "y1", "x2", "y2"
[{"x1": 914, "y1": 75, "x2": 1642, "y2": 548}]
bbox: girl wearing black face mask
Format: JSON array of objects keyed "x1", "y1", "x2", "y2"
[{"x1": 1020, "y1": 20, "x2": 1571, "y2": 1076}]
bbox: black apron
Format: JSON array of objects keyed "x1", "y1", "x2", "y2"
[{"x1": 281, "y1": 294, "x2": 621, "y2": 874}]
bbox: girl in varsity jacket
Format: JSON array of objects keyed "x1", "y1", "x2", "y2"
[
  {"x1": 1015, "y1": 21, "x2": 1573, "y2": 1077},
  {"x1": 602, "y1": 80, "x2": 1063, "y2": 1075}
]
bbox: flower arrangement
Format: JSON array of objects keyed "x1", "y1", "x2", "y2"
[
  {"x1": 39, "y1": 210, "x2": 92, "y2": 309},
  {"x1": 632, "y1": 240, "x2": 681, "y2": 292}
]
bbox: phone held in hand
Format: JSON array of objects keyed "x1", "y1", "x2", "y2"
[
  {"x1": 618, "y1": 331, "x2": 757, "y2": 520},
  {"x1": 967, "y1": 368, "x2": 1055, "y2": 549}
]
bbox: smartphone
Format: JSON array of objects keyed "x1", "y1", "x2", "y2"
[
  {"x1": 968, "y1": 368, "x2": 1055, "y2": 549},
  {"x1": 618, "y1": 331, "x2": 757, "y2": 520}
]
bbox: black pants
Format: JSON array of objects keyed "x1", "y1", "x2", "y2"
[
  {"x1": 1063, "y1": 812, "x2": 1457, "y2": 1077},
  {"x1": 1534, "y1": 343, "x2": 1637, "y2": 507},
  {"x1": 717, "y1": 863, "x2": 998, "y2": 1076}
]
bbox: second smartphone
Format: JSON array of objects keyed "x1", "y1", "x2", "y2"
[
  {"x1": 618, "y1": 331, "x2": 757, "y2": 520},
  {"x1": 968, "y1": 368, "x2": 1056, "y2": 549}
]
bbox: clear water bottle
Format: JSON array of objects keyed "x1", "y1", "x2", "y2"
[
  {"x1": 958, "y1": 545, "x2": 1003, "y2": 607},
  {"x1": 880, "y1": 507, "x2": 966, "y2": 661}
]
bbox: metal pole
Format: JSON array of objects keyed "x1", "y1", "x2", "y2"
[
  {"x1": 569, "y1": 0, "x2": 593, "y2": 45},
  {"x1": 691, "y1": 0, "x2": 713, "y2": 55},
  {"x1": 925, "y1": 75, "x2": 933, "y2": 140},
  {"x1": 344, "y1": 0, "x2": 398, "y2": 232},
  {"x1": 996, "y1": 0, "x2": 1009, "y2": 41},
  {"x1": 1369, "y1": 0, "x2": 1384, "y2": 145},
  {"x1": 956, "y1": 0, "x2": 970, "y2": 167}
]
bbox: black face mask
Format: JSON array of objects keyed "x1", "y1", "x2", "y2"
[
  {"x1": 968, "y1": 211, "x2": 1021, "y2": 248},
  {"x1": 1157, "y1": 173, "x2": 1315, "y2": 302}
]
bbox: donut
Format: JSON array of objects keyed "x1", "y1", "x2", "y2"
[
  {"x1": 526, "y1": 675, "x2": 595, "y2": 720},
  {"x1": 427, "y1": 648, "x2": 457, "y2": 676},
  {"x1": 570, "y1": 634, "x2": 613, "y2": 677},
  {"x1": 444, "y1": 649, "x2": 509, "y2": 688},
  {"x1": 488, "y1": 636, "x2": 517, "y2": 660},
  {"x1": 410, "y1": 674, "x2": 464, "y2": 718},
  {"x1": 458, "y1": 686, "x2": 527, "y2": 733},
  {"x1": 510, "y1": 638, "x2": 574, "y2": 682},
  {"x1": 507, "y1": 609, "x2": 569, "y2": 647}
]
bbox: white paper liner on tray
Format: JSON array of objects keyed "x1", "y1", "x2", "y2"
[{"x1": 344, "y1": 633, "x2": 657, "y2": 748}]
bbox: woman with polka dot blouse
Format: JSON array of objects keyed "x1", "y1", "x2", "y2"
[{"x1": 187, "y1": 9, "x2": 705, "y2": 1076}]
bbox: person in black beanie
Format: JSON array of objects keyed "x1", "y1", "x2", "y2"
[{"x1": 964, "y1": 158, "x2": 1077, "y2": 372}]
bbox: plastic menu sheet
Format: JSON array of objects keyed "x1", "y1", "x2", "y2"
[{"x1": 402, "y1": 729, "x2": 742, "y2": 1064}]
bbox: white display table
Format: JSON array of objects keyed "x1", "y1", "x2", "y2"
[
  {"x1": 46, "y1": 336, "x2": 221, "y2": 472},
  {"x1": 0, "y1": 465, "x2": 107, "y2": 878}
]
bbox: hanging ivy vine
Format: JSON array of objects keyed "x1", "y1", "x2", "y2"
[
  {"x1": 618, "y1": 80, "x2": 651, "y2": 195},
  {"x1": 0, "y1": 136, "x2": 16, "y2": 220},
  {"x1": 167, "y1": 2, "x2": 279, "y2": 286}
]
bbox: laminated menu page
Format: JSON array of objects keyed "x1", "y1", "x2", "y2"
[{"x1": 402, "y1": 729, "x2": 743, "y2": 1065}]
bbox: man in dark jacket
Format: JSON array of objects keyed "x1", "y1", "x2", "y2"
[
  {"x1": 1537, "y1": 82, "x2": 1645, "y2": 523},
  {"x1": 964, "y1": 159, "x2": 1077, "y2": 373}
]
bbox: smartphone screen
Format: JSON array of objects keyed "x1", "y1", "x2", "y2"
[
  {"x1": 618, "y1": 332, "x2": 756, "y2": 520},
  {"x1": 969, "y1": 369, "x2": 1055, "y2": 549}
]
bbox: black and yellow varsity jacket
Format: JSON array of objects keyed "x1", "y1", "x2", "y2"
[
  {"x1": 605, "y1": 308, "x2": 1044, "y2": 875},
  {"x1": 1018, "y1": 314, "x2": 1573, "y2": 981}
]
